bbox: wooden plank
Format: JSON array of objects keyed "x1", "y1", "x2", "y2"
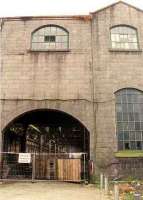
[
  {"x1": 57, "y1": 159, "x2": 81, "y2": 181},
  {"x1": 60, "y1": 159, "x2": 63, "y2": 180},
  {"x1": 60, "y1": 159, "x2": 64, "y2": 180}
]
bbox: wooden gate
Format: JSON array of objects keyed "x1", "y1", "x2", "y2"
[
  {"x1": 0, "y1": 152, "x2": 88, "y2": 182},
  {"x1": 35, "y1": 153, "x2": 83, "y2": 182},
  {"x1": 57, "y1": 159, "x2": 81, "y2": 181}
]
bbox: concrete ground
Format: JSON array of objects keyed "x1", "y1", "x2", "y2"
[{"x1": 0, "y1": 182, "x2": 111, "y2": 200}]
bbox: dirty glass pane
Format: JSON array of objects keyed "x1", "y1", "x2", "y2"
[
  {"x1": 140, "y1": 122, "x2": 143, "y2": 129},
  {"x1": 117, "y1": 112, "x2": 122, "y2": 121},
  {"x1": 122, "y1": 104, "x2": 128, "y2": 112},
  {"x1": 130, "y1": 131, "x2": 135, "y2": 140},
  {"x1": 140, "y1": 114, "x2": 143, "y2": 121},
  {"x1": 122, "y1": 122, "x2": 129, "y2": 130},
  {"x1": 128, "y1": 122, "x2": 134, "y2": 130},
  {"x1": 135, "y1": 122, "x2": 140, "y2": 130},
  {"x1": 116, "y1": 95, "x2": 122, "y2": 103},
  {"x1": 124, "y1": 131, "x2": 129, "y2": 140},
  {"x1": 122, "y1": 113, "x2": 128, "y2": 121},
  {"x1": 122, "y1": 95, "x2": 127, "y2": 103},
  {"x1": 111, "y1": 26, "x2": 138, "y2": 50},
  {"x1": 134, "y1": 104, "x2": 140, "y2": 112},
  {"x1": 128, "y1": 113, "x2": 134, "y2": 121},
  {"x1": 118, "y1": 132, "x2": 124, "y2": 140},
  {"x1": 135, "y1": 132, "x2": 142, "y2": 140},
  {"x1": 134, "y1": 113, "x2": 140, "y2": 121},
  {"x1": 130, "y1": 141, "x2": 136, "y2": 149},
  {"x1": 115, "y1": 88, "x2": 143, "y2": 150},
  {"x1": 116, "y1": 104, "x2": 122, "y2": 112},
  {"x1": 138, "y1": 96, "x2": 143, "y2": 103},
  {"x1": 32, "y1": 25, "x2": 69, "y2": 50},
  {"x1": 140, "y1": 104, "x2": 143, "y2": 112},
  {"x1": 128, "y1": 104, "x2": 133, "y2": 112},
  {"x1": 117, "y1": 122, "x2": 123, "y2": 131}
]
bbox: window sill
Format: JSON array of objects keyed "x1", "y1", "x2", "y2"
[
  {"x1": 28, "y1": 49, "x2": 71, "y2": 53},
  {"x1": 109, "y1": 48, "x2": 142, "y2": 53},
  {"x1": 115, "y1": 150, "x2": 143, "y2": 158}
]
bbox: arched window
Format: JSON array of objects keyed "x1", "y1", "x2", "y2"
[
  {"x1": 115, "y1": 88, "x2": 143, "y2": 150},
  {"x1": 31, "y1": 25, "x2": 69, "y2": 50},
  {"x1": 110, "y1": 25, "x2": 138, "y2": 50}
]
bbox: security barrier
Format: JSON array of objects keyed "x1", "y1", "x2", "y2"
[{"x1": 0, "y1": 152, "x2": 88, "y2": 182}]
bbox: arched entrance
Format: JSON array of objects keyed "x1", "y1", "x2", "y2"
[{"x1": 2, "y1": 109, "x2": 90, "y2": 182}]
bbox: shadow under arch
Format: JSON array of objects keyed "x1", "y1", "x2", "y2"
[
  {"x1": 2, "y1": 108, "x2": 90, "y2": 156},
  {"x1": 3, "y1": 108, "x2": 90, "y2": 134}
]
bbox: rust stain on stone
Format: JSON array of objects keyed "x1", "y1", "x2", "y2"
[{"x1": 73, "y1": 15, "x2": 92, "y2": 21}]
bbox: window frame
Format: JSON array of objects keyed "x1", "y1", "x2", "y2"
[
  {"x1": 31, "y1": 24, "x2": 69, "y2": 52},
  {"x1": 115, "y1": 88, "x2": 143, "y2": 151},
  {"x1": 110, "y1": 25, "x2": 140, "y2": 51}
]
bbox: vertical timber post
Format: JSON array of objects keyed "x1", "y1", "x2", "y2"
[
  {"x1": 32, "y1": 153, "x2": 36, "y2": 183},
  {"x1": 100, "y1": 173, "x2": 104, "y2": 190},
  {"x1": 83, "y1": 153, "x2": 86, "y2": 182},
  {"x1": 114, "y1": 183, "x2": 119, "y2": 200},
  {"x1": 104, "y1": 175, "x2": 108, "y2": 194}
]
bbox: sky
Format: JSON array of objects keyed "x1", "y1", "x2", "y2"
[{"x1": 0, "y1": 0, "x2": 143, "y2": 17}]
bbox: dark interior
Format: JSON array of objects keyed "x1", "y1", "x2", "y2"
[{"x1": 3, "y1": 109, "x2": 89, "y2": 156}]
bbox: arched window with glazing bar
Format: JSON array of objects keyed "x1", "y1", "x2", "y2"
[
  {"x1": 31, "y1": 25, "x2": 69, "y2": 51},
  {"x1": 110, "y1": 25, "x2": 139, "y2": 50},
  {"x1": 115, "y1": 88, "x2": 143, "y2": 150}
]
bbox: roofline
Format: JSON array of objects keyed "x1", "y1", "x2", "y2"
[
  {"x1": 1, "y1": 1, "x2": 143, "y2": 20},
  {"x1": 0, "y1": 15, "x2": 92, "y2": 21},
  {"x1": 90, "y1": 1, "x2": 143, "y2": 14}
]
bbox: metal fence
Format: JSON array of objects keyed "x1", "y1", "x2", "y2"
[{"x1": 0, "y1": 152, "x2": 88, "y2": 182}]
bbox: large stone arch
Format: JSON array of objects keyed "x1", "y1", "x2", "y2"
[
  {"x1": 1, "y1": 100, "x2": 95, "y2": 160},
  {"x1": 1, "y1": 100, "x2": 93, "y2": 133},
  {"x1": 1, "y1": 107, "x2": 93, "y2": 181}
]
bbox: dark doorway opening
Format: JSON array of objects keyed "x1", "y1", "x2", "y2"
[{"x1": 2, "y1": 109, "x2": 90, "y2": 181}]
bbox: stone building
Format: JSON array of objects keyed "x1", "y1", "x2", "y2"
[{"x1": 0, "y1": 1, "x2": 143, "y2": 181}]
